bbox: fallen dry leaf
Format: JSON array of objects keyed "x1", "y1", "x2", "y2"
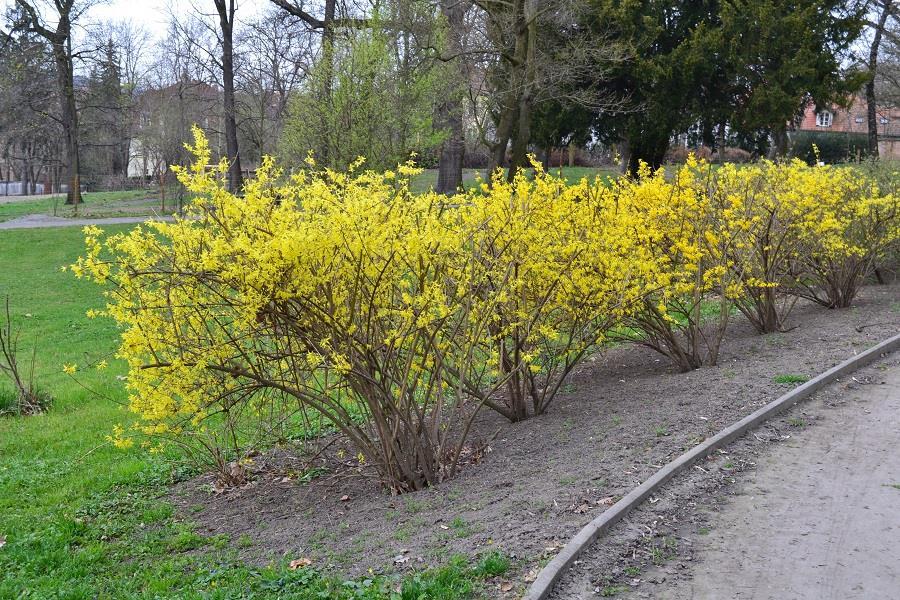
[
  {"x1": 523, "y1": 568, "x2": 539, "y2": 583},
  {"x1": 340, "y1": 495, "x2": 350, "y2": 502},
  {"x1": 289, "y1": 557, "x2": 312, "y2": 569},
  {"x1": 597, "y1": 496, "x2": 615, "y2": 506},
  {"x1": 500, "y1": 582, "x2": 514, "y2": 592}
]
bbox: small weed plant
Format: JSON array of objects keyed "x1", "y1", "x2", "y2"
[{"x1": 0, "y1": 297, "x2": 50, "y2": 415}]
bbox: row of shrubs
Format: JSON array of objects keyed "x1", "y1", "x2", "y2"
[
  {"x1": 73, "y1": 129, "x2": 900, "y2": 493},
  {"x1": 667, "y1": 132, "x2": 873, "y2": 166},
  {"x1": 789, "y1": 131, "x2": 871, "y2": 165}
]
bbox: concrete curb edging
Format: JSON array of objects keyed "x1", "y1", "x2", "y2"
[{"x1": 523, "y1": 332, "x2": 900, "y2": 600}]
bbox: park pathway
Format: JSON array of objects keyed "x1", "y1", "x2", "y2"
[
  {"x1": 633, "y1": 362, "x2": 900, "y2": 600},
  {"x1": 0, "y1": 214, "x2": 175, "y2": 230}
]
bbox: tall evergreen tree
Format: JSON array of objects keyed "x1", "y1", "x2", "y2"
[
  {"x1": 587, "y1": 0, "x2": 864, "y2": 171},
  {"x1": 82, "y1": 39, "x2": 130, "y2": 186}
]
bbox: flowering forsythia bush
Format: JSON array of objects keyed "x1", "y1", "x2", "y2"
[
  {"x1": 612, "y1": 157, "x2": 898, "y2": 367},
  {"x1": 73, "y1": 129, "x2": 898, "y2": 491},
  {"x1": 610, "y1": 158, "x2": 743, "y2": 371},
  {"x1": 73, "y1": 130, "x2": 642, "y2": 491},
  {"x1": 711, "y1": 159, "x2": 898, "y2": 329},
  {"x1": 463, "y1": 171, "x2": 648, "y2": 421},
  {"x1": 784, "y1": 164, "x2": 898, "y2": 308}
]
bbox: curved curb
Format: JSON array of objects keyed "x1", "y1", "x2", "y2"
[{"x1": 523, "y1": 332, "x2": 900, "y2": 600}]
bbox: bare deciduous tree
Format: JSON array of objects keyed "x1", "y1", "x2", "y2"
[
  {"x1": 867, "y1": 0, "x2": 897, "y2": 157},
  {"x1": 471, "y1": 0, "x2": 622, "y2": 181},
  {"x1": 11, "y1": 0, "x2": 102, "y2": 204},
  {"x1": 269, "y1": 0, "x2": 372, "y2": 163},
  {"x1": 238, "y1": 8, "x2": 312, "y2": 163},
  {"x1": 212, "y1": 0, "x2": 244, "y2": 193},
  {"x1": 0, "y1": 29, "x2": 64, "y2": 195}
]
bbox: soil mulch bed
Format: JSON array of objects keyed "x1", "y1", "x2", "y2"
[{"x1": 169, "y1": 284, "x2": 900, "y2": 597}]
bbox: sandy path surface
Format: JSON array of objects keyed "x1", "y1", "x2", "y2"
[
  {"x1": 635, "y1": 363, "x2": 900, "y2": 600},
  {"x1": 0, "y1": 213, "x2": 174, "y2": 230}
]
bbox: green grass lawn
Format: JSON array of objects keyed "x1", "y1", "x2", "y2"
[
  {"x1": 0, "y1": 190, "x2": 167, "y2": 223},
  {"x1": 0, "y1": 226, "x2": 506, "y2": 599}
]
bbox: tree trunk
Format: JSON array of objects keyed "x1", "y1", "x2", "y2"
[
  {"x1": 22, "y1": 155, "x2": 31, "y2": 196},
  {"x1": 52, "y1": 38, "x2": 82, "y2": 205},
  {"x1": 486, "y1": 101, "x2": 516, "y2": 181},
  {"x1": 507, "y1": 96, "x2": 532, "y2": 181},
  {"x1": 435, "y1": 0, "x2": 467, "y2": 194},
  {"x1": 436, "y1": 108, "x2": 465, "y2": 192},
  {"x1": 867, "y1": 1, "x2": 892, "y2": 158},
  {"x1": 769, "y1": 126, "x2": 789, "y2": 159},
  {"x1": 216, "y1": 0, "x2": 244, "y2": 194},
  {"x1": 318, "y1": 0, "x2": 337, "y2": 165},
  {"x1": 616, "y1": 139, "x2": 629, "y2": 174},
  {"x1": 626, "y1": 130, "x2": 670, "y2": 174},
  {"x1": 715, "y1": 122, "x2": 727, "y2": 160},
  {"x1": 159, "y1": 170, "x2": 167, "y2": 213},
  {"x1": 506, "y1": 0, "x2": 536, "y2": 183}
]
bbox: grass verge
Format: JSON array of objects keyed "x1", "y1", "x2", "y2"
[{"x1": 0, "y1": 190, "x2": 164, "y2": 223}]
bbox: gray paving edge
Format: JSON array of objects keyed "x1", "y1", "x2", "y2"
[{"x1": 523, "y1": 331, "x2": 900, "y2": 600}]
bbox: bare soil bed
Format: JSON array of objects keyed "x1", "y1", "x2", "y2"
[{"x1": 170, "y1": 284, "x2": 900, "y2": 598}]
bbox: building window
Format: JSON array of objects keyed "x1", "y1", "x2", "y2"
[
  {"x1": 855, "y1": 116, "x2": 864, "y2": 124},
  {"x1": 816, "y1": 111, "x2": 833, "y2": 127},
  {"x1": 880, "y1": 116, "x2": 889, "y2": 124}
]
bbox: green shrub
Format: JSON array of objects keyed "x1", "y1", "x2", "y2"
[{"x1": 789, "y1": 131, "x2": 870, "y2": 165}]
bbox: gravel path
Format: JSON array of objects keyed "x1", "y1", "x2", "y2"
[
  {"x1": 0, "y1": 213, "x2": 174, "y2": 230},
  {"x1": 627, "y1": 362, "x2": 900, "y2": 600}
]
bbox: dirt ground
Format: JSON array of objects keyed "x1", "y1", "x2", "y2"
[{"x1": 169, "y1": 284, "x2": 900, "y2": 598}]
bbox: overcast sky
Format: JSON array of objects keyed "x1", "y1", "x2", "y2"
[
  {"x1": 3, "y1": 0, "x2": 271, "y2": 42},
  {"x1": 88, "y1": 1, "x2": 198, "y2": 39}
]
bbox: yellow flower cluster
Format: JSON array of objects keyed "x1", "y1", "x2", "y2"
[
  {"x1": 73, "y1": 128, "x2": 897, "y2": 491},
  {"x1": 611, "y1": 157, "x2": 897, "y2": 369},
  {"x1": 711, "y1": 159, "x2": 897, "y2": 327}
]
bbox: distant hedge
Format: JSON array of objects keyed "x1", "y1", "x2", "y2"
[{"x1": 789, "y1": 130, "x2": 871, "y2": 164}]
